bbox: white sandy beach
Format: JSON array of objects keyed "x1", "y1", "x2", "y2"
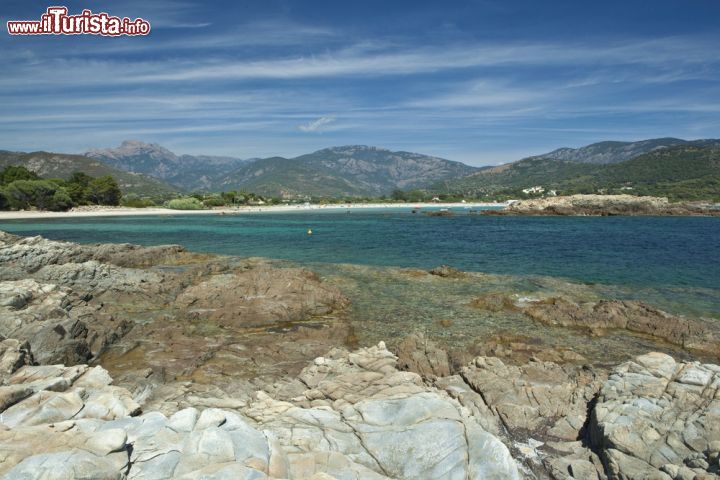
[{"x1": 0, "y1": 202, "x2": 505, "y2": 220}]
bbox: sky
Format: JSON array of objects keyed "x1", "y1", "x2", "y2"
[{"x1": 2, "y1": 0, "x2": 720, "y2": 166}]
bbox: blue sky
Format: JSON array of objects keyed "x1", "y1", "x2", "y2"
[{"x1": 2, "y1": 0, "x2": 720, "y2": 165}]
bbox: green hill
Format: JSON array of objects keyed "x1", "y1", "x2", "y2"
[
  {"x1": 530, "y1": 137, "x2": 720, "y2": 164},
  {"x1": 433, "y1": 158, "x2": 598, "y2": 195},
  {"x1": 216, "y1": 156, "x2": 369, "y2": 197},
  {"x1": 434, "y1": 146, "x2": 720, "y2": 201},
  {"x1": 589, "y1": 146, "x2": 720, "y2": 200},
  {"x1": 0, "y1": 151, "x2": 178, "y2": 198},
  {"x1": 218, "y1": 146, "x2": 478, "y2": 197}
]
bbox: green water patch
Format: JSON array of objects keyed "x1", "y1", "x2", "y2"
[{"x1": 306, "y1": 262, "x2": 720, "y2": 365}]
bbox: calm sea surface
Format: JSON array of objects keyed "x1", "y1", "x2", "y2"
[
  {"x1": 2, "y1": 208, "x2": 719, "y2": 357},
  {"x1": 1, "y1": 208, "x2": 717, "y2": 289}
]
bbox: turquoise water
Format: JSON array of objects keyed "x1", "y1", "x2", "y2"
[
  {"x1": 2, "y1": 208, "x2": 719, "y2": 359},
  {"x1": 1, "y1": 208, "x2": 718, "y2": 290}
]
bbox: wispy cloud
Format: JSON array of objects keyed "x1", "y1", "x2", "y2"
[
  {"x1": 1, "y1": 0, "x2": 719, "y2": 165},
  {"x1": 1, "y1": 36, "x2": 718, "y2": 91},
  {"x1": 405, "y1": 80, "x2": 547, "y2": 109},
  {"x1": 160, "y1": 22, "x2": 213, "y2": 29},
  {"x1": 298, "y1": 116, "x2": 336, "y2": 132}
]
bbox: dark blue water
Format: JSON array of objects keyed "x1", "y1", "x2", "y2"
[{"x1": 1, "y1": 208, "x2": 718, "y2": 290}]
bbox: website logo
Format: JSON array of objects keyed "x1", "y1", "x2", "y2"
[{"x1": 7, "y1": 6, "x2": 151, "y2": 36}]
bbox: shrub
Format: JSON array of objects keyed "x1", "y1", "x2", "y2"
[
  {"x1": 0, "y1": 189, "x2": 9, "y2": 210},
  {"x1": 2, "y1": 182, "x2": 31, "y2": 209},
  {"x1": 50, "y1": 189, "x2": 73, "y2": 211},
  {"x1": 0, "y1": 171, "x2": 126, "y2": 210},
  {"x1": 65, "y1": 171, "x2": 92, "y2": 204},
  {"x1": 202, "y1": 196, "x2": 227, "y2": 207},
  {"x1": 0, "y1": 166, "x2": 39, "y2": 185},
  {"x1": 121, "y1": 194, "x2": 156, "y2": 208},
  {"x1": 166, "y1": 197, "x2": 205, "y2": 210},
  {"x1": 87, "y1": 175, "x2": 122, "y2": 205},
  {"x1": 3, "y1": 179, "x2": 73, "y2": 211}
]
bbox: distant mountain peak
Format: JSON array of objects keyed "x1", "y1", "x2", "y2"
[
  {"x1": 317, "y1": 145, "x2": 392, "y2": 155},
  {"x1": 537, "y1": 137, "x2": 692, "y2": 164},
  {"x1": 119, "y1": 139, "x2": 158, "y2": 149},
  {"x1": 84, "y1": 141, "x2": 247, "y2": 191}
]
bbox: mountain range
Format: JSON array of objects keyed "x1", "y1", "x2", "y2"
[
  {"x1": 434, "y1": 139, "x2": 720, "y2": 201},
  {"x1": 0, "y1": 150, "x2": 177, "y2": 197},
  {"x1": 2, "y1": 138, "x2": 718, "y2": 200},
  {"x1": 214, "y1": 146, "x2": 478, "y2": 197},
  {"x1": 86, "y1": 140, "x2": 249, "y2": 191},
  {"x1": 534, "y1": 137, "x2": 693, "y2": 164},
  {"x1": 86, "y1": 142, "x2": 478, "y2": 197}
]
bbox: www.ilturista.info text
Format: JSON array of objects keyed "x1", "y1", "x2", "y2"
[{"x1": 7, "y1": 7, "x2": 150, "y2": 36}]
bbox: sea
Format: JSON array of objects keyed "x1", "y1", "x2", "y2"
[{"x1": 2, "y1": 207, "x2": 718, "y2": 362}]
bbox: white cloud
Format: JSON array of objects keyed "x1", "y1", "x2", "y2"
[
  {"x1": 1, "y1": 35, "x2": 718, "y2": 90},
  {"x1": 404, "y1": 80, "x2": 547, "y2": 109},
  {"x1": 298, "y1": 116, "x2": 336, "y2": 132},
  {"x1": 2, "y1": 25, "x2": 719, "y2": 162}
]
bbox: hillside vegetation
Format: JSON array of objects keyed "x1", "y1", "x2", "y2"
[
  {"x1": 4, "y1": 138, "x2": 718, "y2": 202},
  {"x1": 84, "y1": 142, "x2": 478, "y2": 197},
  {"x1": 208, "y1": 146, "x2": 479, "y2": 197},
  {"x1": 217, "y1": 156, "x2": 371, "y2": 197},
  {"x1": 0, "y1": 151, "x2": 177, "y2": 199},
  {"x1": 434, "y1": 146, "x2": 720, "y2": 201},
  {"x1": 0, "y1": 166, "x2": 122, "y2": 211},
  {"x1": 530, "y1": 137, "x2": 719, "y2": 164}
]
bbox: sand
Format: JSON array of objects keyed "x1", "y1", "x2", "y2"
[{"x1": 0, "y1": 202, "x2": 505, "y2": 220}]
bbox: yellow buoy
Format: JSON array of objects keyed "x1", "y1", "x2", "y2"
[{"x1": 307, "y1": 229, "x2": 313, "y2": 235}]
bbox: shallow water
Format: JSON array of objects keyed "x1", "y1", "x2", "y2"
[
  {"x1": 306, "y1": 263, "x2": 719, "y2": 364},
  {"x1": 2, "y1": 209, "x2": 719, "y2": 363}
]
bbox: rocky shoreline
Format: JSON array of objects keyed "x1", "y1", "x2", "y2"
[
  {"x1": 483, "y1": 194, "x2": 720, "y2": 216},
  {"x1": 1, "y1": 231, "x2": 719, "y2": 479}
]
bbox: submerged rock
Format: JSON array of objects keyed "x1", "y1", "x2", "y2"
[
  {"x1": 424, "y1": 210, "x2": 454, "y2": 217},
  {"x1": 429, "y1": 264, "x2": 468, "y2": 278},
  {"x1": 471, "y1": 293, "x2": 719, "y2": 360},
  {"x1": 469, "y1": 292, "x2": 520, "y2": 312},
  {"x1": 465, "y1": 331, "x2": 588, "y2": 365},
  {"x1": 523, "y1": 298, "x2": 718, "y2": 357}
]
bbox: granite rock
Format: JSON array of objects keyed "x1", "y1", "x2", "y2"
[
  {"x1": 395, "y1": 332, "x2": 452, "y2": 379},
  {"x1": 590, "y1": 352, "x2": 720, "y2": 480},
  {"x1": 0, "y1": 342, "x2": 522, "y2": 480},
  {"x1": 174, "y1": 268, "x2": 348, "y2": 328}
]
